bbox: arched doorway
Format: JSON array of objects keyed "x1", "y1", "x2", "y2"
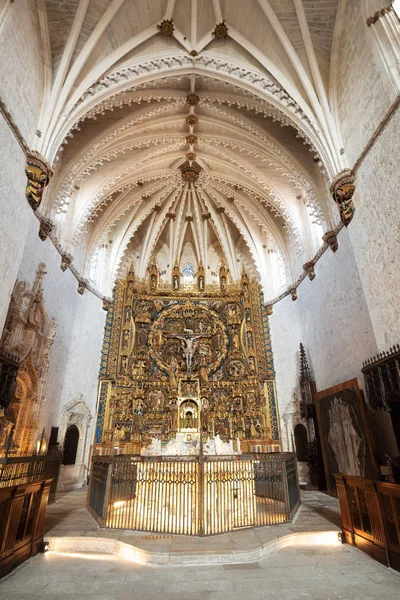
[
  {"x1": 294, "y1": 424, "x2": 308, "y2": 462},
  {"x1": 62, "y1": 425, "x2": 79, "y2": 465}
]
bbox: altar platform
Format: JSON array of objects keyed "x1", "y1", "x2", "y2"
[{"x1": 43, "y1": 488, "x2": 342, "y2": 566}]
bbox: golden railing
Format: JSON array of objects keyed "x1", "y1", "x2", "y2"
[{"x1": 88, "y1": 453, "x2": 300, "y2": 535}]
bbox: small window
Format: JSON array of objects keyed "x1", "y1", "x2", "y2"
[
  {"x1": 393, "y1": 1, "x2": 400, "y2": 18},
  {"x1": 182, "y1": 262, "x2": 195, "y2": 284}
]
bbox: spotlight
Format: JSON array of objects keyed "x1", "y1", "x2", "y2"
[{"x1": 40, "y1": 540, "x2": 49, "y2": 553}]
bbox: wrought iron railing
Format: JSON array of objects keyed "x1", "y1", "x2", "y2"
[
  {"x1": 88, "y1": 453, "x2": 300, "y2": 535},
  {"x1": 0, "y1": 453, "x2": 62, "y2": 504}
]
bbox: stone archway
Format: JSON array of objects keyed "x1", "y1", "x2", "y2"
[
  {"x1": 57, "y1": 397, "x2": 92, "y2": 491},
  {"x1": 294, "y1": 423, "x2": 308, "y2": 462},
  {"x1": 62, "y1": 425, "x2": 80, "y2": 465}
]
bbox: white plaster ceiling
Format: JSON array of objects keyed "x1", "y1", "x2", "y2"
[{"x1": 37, "y1": 0, "x2": 346, "y2": 297}]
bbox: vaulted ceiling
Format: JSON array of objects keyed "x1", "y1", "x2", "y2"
[{"x1": 36, "y1": 0, "x2": 347, "y2": 298}]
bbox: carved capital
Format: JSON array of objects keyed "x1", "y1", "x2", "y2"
[
  {"x1": 330, "y1": 169, "x2": 356, "y2": 226},
  {"x1": 322, "y1": 230, "x2": 339, "y2": 253},
  {"x1": 25, "y1": 151, "x2": 53, "y2": 211},
  {"x1": 303, "y1": 261, "x2": 316, "y2": 281}
]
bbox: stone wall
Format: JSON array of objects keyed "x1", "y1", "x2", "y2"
[
  {"x1": 15, "y1": 215, "x2": 105, "y2": 452},
  {"x1": 334, "y1": 3, "x2": 400, "y2": 350},
  {"x1": 271, "y1": 228, "x2": 378, "y2": 441},
  {"x1": 269, "y1": 296, "x2": 302, "y2": 451},
  {"x1": 0, "y1": 0, "x2": 44, "y2": 143},
  {"x1": 349, "y1": 109, "x2": 400, "y2": 351},
  {"x1": 0, "y1": 116, "x2": 34, "y2": 332},
  {"x1": 334, "y1": 0, "x2": 397, "y2": 165}
]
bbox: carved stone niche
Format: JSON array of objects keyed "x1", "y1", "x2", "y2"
[
  {"x1": 57, "y1": 397, "x2": 92, "y2": 492},
  {"x1": 0, "y1": 263, "x2": 56, "y2": 456},
  {"x1": 281, "y1": 392, "x2": 312, "y2": 486}
]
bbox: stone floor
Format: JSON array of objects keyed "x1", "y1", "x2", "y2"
[
  {"x1": 1, "y1": 539, "x2": 399, "y2": 600},
  {"x1": 1, "y1": 489, "x2": 399, "y2": 599},
  {"x1": 42, "y1": 488, "x2": 342, "y2": 557}
]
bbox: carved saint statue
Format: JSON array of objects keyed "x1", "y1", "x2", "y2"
[
  {"x1": 169, "y1": 356, "x2": 179, "y2": 390},
  {"x1": 327, "y1": 396, "x2": 362, "y2": 476},
  {"x1": 185, "y1": 411, "x2": 194, "y2": 429}
]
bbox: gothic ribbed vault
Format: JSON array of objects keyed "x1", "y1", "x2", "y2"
[{"x1": 34, "y1": 0, "x2": 354, "y2": 298}]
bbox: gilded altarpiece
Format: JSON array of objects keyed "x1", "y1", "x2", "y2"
[{"x1": 94, "y1": 269, "x2": 280, "y2": 454}]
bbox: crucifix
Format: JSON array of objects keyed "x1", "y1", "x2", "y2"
[{"x1": 165, "y1": 328, "x2": 212, "y2": 373}]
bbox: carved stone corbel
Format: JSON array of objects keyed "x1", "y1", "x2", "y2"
[
  {"x1": 289, "y1": 287, "x2": 298, "y2": 301},
  {"x1": 60, "y1": 253, "x2": 72, "y2": 272},
  {"x1": 303, "y1": 261, "x2": 316, "y2": 281},
  {"x1": 265, "y1": 304, "x2": 273, "y2": 315},
  {"x1": 38, "y1": 216, "x2": 55, "y2": 241},
  {"x1": 77, "y1": 279, "x2": 88, "y2": 295},
  {"x1": 25, "y1": 151, "x2": 53, "y2": 211},
  {"x1": 330, "y1": 169, "x2": 356, "y2": 226},
  {"x1": 322, "y1": 230, "x2": 339, "y2": 253},
  {"x1": 102, "y1": 299, "x2": 111, "y2": 312}
]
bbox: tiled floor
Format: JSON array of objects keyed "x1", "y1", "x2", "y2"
[{"x1": 1, "y1": 489, "x2": 399, "y2": 599}]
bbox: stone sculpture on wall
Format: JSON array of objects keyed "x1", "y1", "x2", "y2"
[
  {"x1": 0, "y1": 263, "x2": 56, "y2": 455},
  {"x1": 330, "y1": 169, "x2": 356, "y2": 227},
  {"x1": 25, "y1": 151, "x2": 53, "y2": 211}
]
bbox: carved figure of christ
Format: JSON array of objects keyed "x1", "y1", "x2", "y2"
[{"x1": 165, "y1": 328, "x2": 212, "y2": 372}]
